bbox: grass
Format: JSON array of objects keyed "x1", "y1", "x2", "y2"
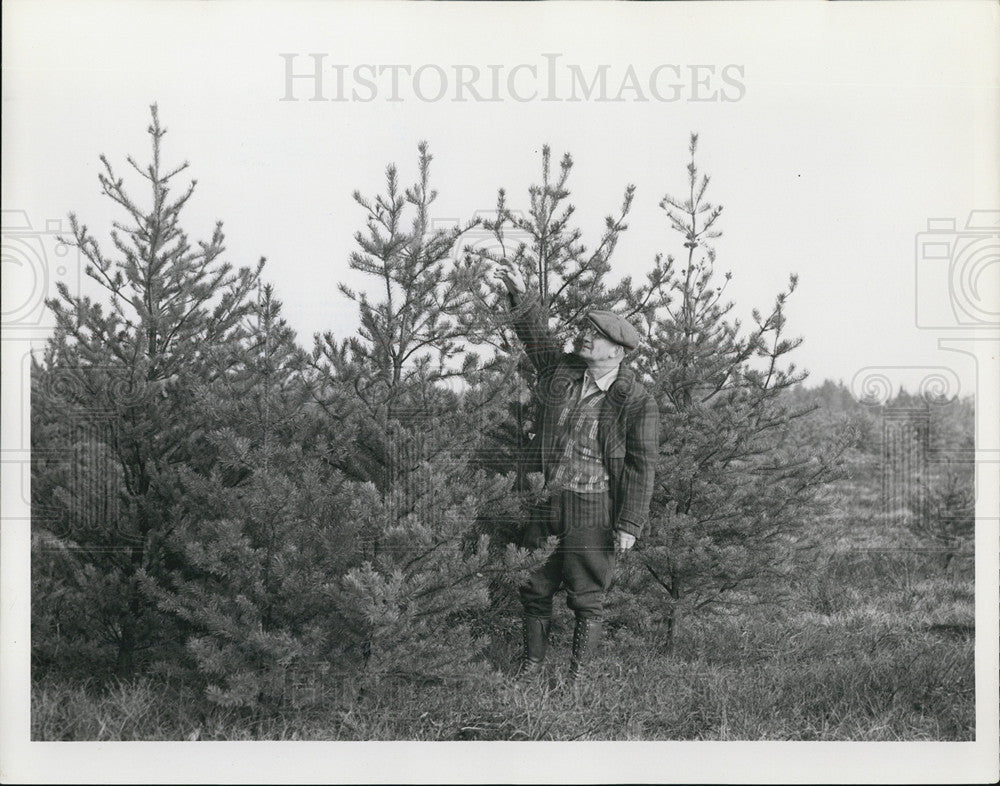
[
  {"x1": 31, "y1": 480, "x2": 975, "y2": 741},
  {"x1": 31, "y1": 623, "x2": 973, "y2": 741},
  {"x1": 32, "y1": 573, "x2": 973, "y2": 740}
]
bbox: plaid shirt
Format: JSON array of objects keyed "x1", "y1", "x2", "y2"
[
  {"x1": 506, "y1": 292, "x2": 659, "y2": 539},
  {"x1": 549, "y1": 382, "x2": 609, "y2": 493},
  {"x1": 548, "y1": 368, "x2": 620, "y2": 493}
]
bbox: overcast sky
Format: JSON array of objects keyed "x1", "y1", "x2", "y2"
[{"x1": 3, "y1": 0, "x2": 998, "y2": 404}]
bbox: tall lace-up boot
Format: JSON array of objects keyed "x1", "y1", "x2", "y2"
[
  {"x1": 568, "y1": 616, "x2": 602, "y2": 682},
  {"x1": 515, "y1": 614, "x2": 550, "y2": 679}
]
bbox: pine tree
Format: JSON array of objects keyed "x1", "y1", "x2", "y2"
[
  {"x1": 455, "y1": 145, "x2": 665, "y2": 494},
  {"x1": 149, "y1": 285, "x2": 374, "y2": 707},
  {"x1": 31, "y1": 105, "x2": 262, "y2": 676},
  {"x1": 306, "y1": 144, "x2": 540, "y2": 684},
  {"x1": 610, "y1": 135, "x2": 849, "y2": 648}
]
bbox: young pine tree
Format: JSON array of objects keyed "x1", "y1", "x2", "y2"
[
  {"x1": 307, "y1": 144, "x2": 539, "y2": 683},
  {"x1": 610, "y1": 134, "x2": 849, "y2": 648},
  {"x1": 150, "y1": 285, "x2": 374, "y2": 708},
  {"x1": 31, "y1": 105, "x2": 262, "y2": 676},
  {"x1": 456, "y1": 145, "x2": 668, "y2": 495}
]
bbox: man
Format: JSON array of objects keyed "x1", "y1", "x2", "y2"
[{"x1": 492, "y1": 261, "x2": 659, "y2": 681}]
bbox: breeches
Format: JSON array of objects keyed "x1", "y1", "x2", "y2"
[{"x1": 519, "y1": 490, "x2": 615, "y2": 620}]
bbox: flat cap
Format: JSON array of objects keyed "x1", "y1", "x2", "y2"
[{"x1": 586, "y1": 310, "x2": 642, "y2": 351}]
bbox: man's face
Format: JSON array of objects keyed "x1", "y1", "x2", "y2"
[{"x1": 573, "y1": 325, "x2": 622, "y2": 363}]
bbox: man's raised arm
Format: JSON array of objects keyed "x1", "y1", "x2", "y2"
[{"x1": 491, "y1": 261, "x2": 563, "y2": 373}]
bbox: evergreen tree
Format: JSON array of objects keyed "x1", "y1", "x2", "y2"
[
  {"x1": 149, "y1": 285, "x2": 373, "y2": 707},
  {"x1": 456, "y1": 145, "x2": 665, "y2": 493},
  {"x1": 609, "y1": 135, "x2": 849, "y2": 647},
  {"x1": 307, "y1": 144, "x2": 541, "y2": 683},
  {"x1": 456, "y1": 146, "x2": 649, "y2": 346},
  {"x1": 31, "y1": 105, "x2": 262, "y2": 675}
]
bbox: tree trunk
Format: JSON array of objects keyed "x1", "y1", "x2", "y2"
[
  {"x1": 664, "y1": 607, "x2": 678, "y2": 653},
  {"x1": 116, "y1": 614, "x2": 135, "y2": 676},
  {"x1": 116, "y1": 560, "x2": 144, "y2": 676}
]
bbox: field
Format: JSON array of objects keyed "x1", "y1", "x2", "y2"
[{"x1": 31, "y1": 476, "x2": 974, "y2": 742}]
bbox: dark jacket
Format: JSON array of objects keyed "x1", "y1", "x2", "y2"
[{"x1": 507, "y1": 292, "x2": 659, "y2": 539}]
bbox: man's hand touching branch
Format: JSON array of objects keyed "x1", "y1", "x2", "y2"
[{"x1": 490, "y1": 259, "x2": 527, "y2": 296}]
